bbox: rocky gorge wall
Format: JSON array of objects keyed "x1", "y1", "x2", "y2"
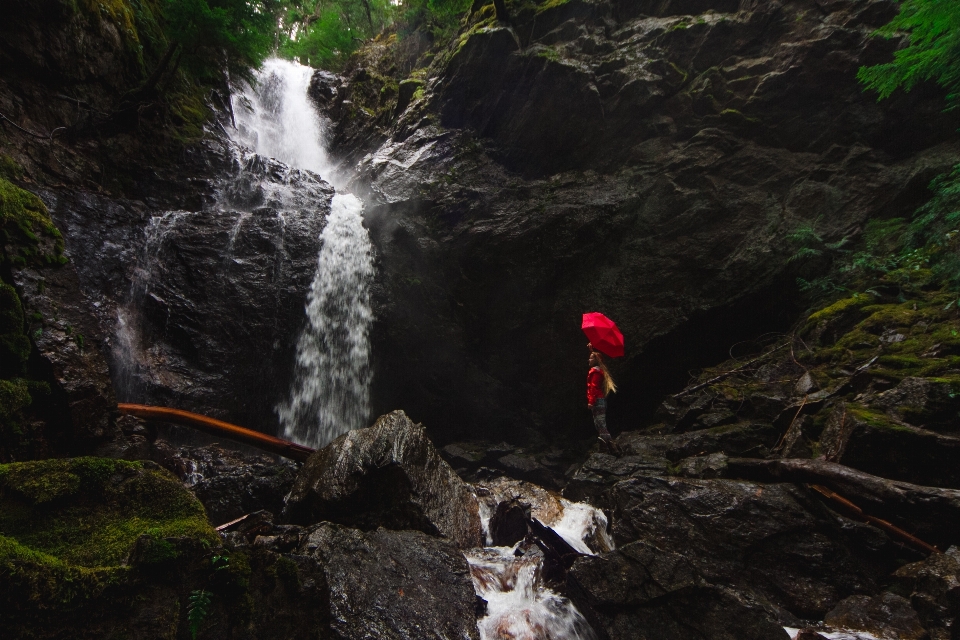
[{"x1": 313, "y1": 0, "x2": 960, "y2": 444}]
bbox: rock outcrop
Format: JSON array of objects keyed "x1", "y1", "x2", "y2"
[
  {"x1": 284, "y1": 410, "x2": 483, "y2": 549},
  {"x1": 299, "y1": 522, "x2": 480, "y2": 640},
  {"x1": 308, "y1": 0, "x2": 960, "y2": 444}
]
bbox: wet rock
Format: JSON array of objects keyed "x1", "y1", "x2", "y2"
[
  {"x1": 891, "y1": 546, "x2": 960, "y2": 640},
  {"x1": 676, "y1": 452, "x2": 728, "y2": 479},
  {"x1": 611, "y1": 475, "x2": 898, "y2": 618},
  {"x1": 299, "y1": 522, "x2": 480, "y2": 640},
  {"x1": 345, "y1": 0, "x2": 960, "y2": 448},
  {"x1": 616, "y1": 422, "x2": 780, "y2": 461},
  {"x1": 45, "y1": 144, "x2": 332, "y2": 432},
  {"x1": 571, "y1": 574, "x2": 791, "y2": 640},
  {"x1": 10, "y1": 247, "x2": 121, "y2": 454},
  {"x1": 873, "y1": 377, "x2": 960, "y2": 435},
  {"x1": 150, "y1": 442, "x2": 298, "y2": 527},
  {"x1": 284, "y1": 410, "x2": 483, "y2": 549},
  {"x1": 820, "y1": 404, "x2": 960, "y2": 489},
  {"x1": 794, "y1": 630, "x2": 830, "y2": 640},
  {"x1": 440, "y1": 441, "x2": 577, "y2": 490},
  {"x1": 824, "y1": 592, "x2": 929, "y2": 640},
  {"x1": 563, "y1": 452, "x2": 671, "y2": 504},
  {"x1": 488, "y1": 498, "x2": 531, "y2": 547},
  {"x1": 568, "y1": 540, "x2": 703, "y2": 607},
  {"x1": 494, "y1": 452, "x2": 565, "y2": 489}
]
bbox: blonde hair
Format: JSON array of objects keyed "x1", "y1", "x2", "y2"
[{"x1": 592, "y1": 352, "x2": 617, "y2": 395}]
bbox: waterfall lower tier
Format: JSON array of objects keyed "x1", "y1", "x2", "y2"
[{"x1": 277, "y1": 193, "x2": 374, "y2": 448}]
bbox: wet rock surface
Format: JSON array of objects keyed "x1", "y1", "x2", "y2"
[
  {"x1": 609, "y1": 475, "x2": 901, "y2": 619},
  {"x1": 824, "y1": 592, "x2": 930, "y2": 640},
  {"x1": 300, "y1": 522, "x2": 480, "y2": 640},
  {"x1": 317, "y1": 0, "x2": 960, "y2": 445},
  {"x1": 45, "y1": 142, "x2": 333, "y2": 432},
  {"x1": 284, "y1": 410, "x2": 483, "y2": 549},
  {"x1": 151, "y1": 441, "x2": 299, "y2": 527}
]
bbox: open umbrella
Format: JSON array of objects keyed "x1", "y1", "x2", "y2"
[{"x1": 582, "y1": 312, "x2": 624, "y2": 358}]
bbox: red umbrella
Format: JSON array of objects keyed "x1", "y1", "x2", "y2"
[{"x1": 582, "y1": 312, "x2": 624, "y2": 358}]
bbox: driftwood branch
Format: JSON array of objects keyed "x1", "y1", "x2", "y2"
[
  {"x1": 117, "y1": 403, "x2": 315, "y2": 462},
  {"x1": 808, "y1": 484, "x2": 940, "y2": 554},
  {"x1": 727, "y1": 457, "x2": 960, "y2": 547}
]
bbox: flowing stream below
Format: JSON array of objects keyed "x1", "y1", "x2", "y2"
[{"x1": 468, "y1": 483, "x2": 612, "y2": 640}]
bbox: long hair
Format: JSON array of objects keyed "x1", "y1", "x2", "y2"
[{"x1": 592, "y1": 352, "x2": 617, "y2": 395}]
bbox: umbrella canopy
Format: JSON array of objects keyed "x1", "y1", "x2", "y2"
[{"x1": 582, "y1": 312, "x2": 624, "y2": 358}]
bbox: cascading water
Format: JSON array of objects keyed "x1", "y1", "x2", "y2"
[
  {"x1": 275, "y1": 193, "x2": 373, "y2": 447},
  {"x1": 468, "y1": 485, "x2": 611, "y2": 640},
  {"x1": 233, "y1": 58, "x2": 374, "y2": 448}
]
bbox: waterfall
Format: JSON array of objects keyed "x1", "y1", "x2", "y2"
[
  {"x1": 276, "y1": 193, "x2": 373, "y2": 447},
  {"x1": 233, "y1": 58, "x2": 374, "y2": 448}
]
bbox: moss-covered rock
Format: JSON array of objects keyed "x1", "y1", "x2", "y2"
[
  {"x1": 0, "y1": 174, "x2": 66, "y2": 267},
  {"x1": 0, "y1": 457, "x2": 216, "y2": 626}
]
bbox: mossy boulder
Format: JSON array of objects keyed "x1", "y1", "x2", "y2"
[
  {"x1": 0, "y1": 174, "x2": 66, "y2": 267},
  {"x1": 0, "y1": 457, "x2": 216, "y2": 630}
]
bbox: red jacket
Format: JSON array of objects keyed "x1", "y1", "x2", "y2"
[{"x1": 587, "y1": 367, "x2": 605, "y2": 406}]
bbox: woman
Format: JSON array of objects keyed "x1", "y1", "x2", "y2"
[{"x1": 587, "y1": 348, "x2": 617, "y2": 451}]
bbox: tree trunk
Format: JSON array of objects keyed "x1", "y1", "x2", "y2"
[{"x1": 493, "y1": 0, "x2": 509, "y2": 22}]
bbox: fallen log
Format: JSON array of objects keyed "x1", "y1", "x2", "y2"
[
  {"x1": 727, "y1": 457, "x2": 960, "y2": 548},
  {"x1": 117, "y1": 403, "x2": 316, "y2": 463},
  {"x1": 808, "y1": 484, "x2": 940, "y2": 555}
]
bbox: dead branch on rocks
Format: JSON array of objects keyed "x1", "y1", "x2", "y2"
[
  {"x1": 808, "y1": 484, "x2": 940, "y2": 555},
  {"x1": 673, "y1": 343, "x2": 788, "y2": 398},
  {"x1": 727, "y1": 457, "x2": 960, "y2": 548}
]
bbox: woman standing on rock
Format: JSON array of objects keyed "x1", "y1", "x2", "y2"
[{"x1": 587, "y1": 347, "x2": 618, "y2": 452}]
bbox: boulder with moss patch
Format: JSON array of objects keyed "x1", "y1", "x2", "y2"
[{"x1": 0, "y1": 457, "x2": 218, "y2": 638}]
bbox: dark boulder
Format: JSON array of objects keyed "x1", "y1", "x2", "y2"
[
  {"x1": 298, "y1": 522, "x2": 480, "y2": 640},
  {"x1": 610, "y1": 475, "x2": 900, "y2": 619},
  {"x1": 283, "y1": 410, "x2": 483, "y2": 549},
  {"x1": 824, "y1": 592, "x2": 929, "y2": 640},
  {"x1": 151, "y1": 442, "x2": 299, "y2": 527},
  {"x1": 567, "y1": 539, "x2": 793, "y2": 640},
  {"x1": 891, "y1": 546, "x2": 960, "y2": 640}
]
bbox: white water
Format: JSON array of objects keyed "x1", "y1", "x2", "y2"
[
  {"x1": 467, "y1": 486, "x2": 608, "y2": 640},
  {"x1": 276, "y1": 193, "x2": 374, "y2": 447},
  {"x1": 233, "y1": 58, "x2": 329, "y2": 175},
  {"x1": 233, "y1": 58, "x2": 375, "y2": 448}
]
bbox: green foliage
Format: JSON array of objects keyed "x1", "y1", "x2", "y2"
[
  {"x1": 858, "y1": 0, "x2": 960, "y2": 107},
  {"x1": 162, "y1": 0, "x2": 280, "y2": 83},
  {"x1": 790, "y1": 166, "x2": 960, "y2": 301},
  {"x1": 188, "y1": 589, "x2": 213, "y2": 638}
]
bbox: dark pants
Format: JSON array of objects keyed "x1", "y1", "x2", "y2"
[{"x1": 591, "y1": 397, "x2": 611, "y2": 440}]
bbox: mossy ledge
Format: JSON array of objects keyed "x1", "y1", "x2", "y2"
[{"x1": 0, "y1": 457, "x2": 216, "y2": 612}]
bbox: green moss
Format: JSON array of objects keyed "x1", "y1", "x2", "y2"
[
  {"x1": 0, "y1": 176, "x2": 66, "y2": 266},
  {"x1": 536, "y1": 0, "x2": 570, "y2": 13},
  {"x1": 0, "y1": 155, "x2": 23, "y2": 181},
  {"x1": 0, "y1": 379, "x2": 31, "y2": 423},
  {"x1": 806, "y1": 295, "x2": 868, "y2": 324},
  {"x1": 848, "y1": 405, "x2": 914, "y2": 432},
  {"x1": 0, "y1": 458, "x2": 217, "y2": 569}
]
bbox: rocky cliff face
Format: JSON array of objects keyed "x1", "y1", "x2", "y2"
[{"x1": 316, "y1": 0, "x2": 960, "y2": 444}]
